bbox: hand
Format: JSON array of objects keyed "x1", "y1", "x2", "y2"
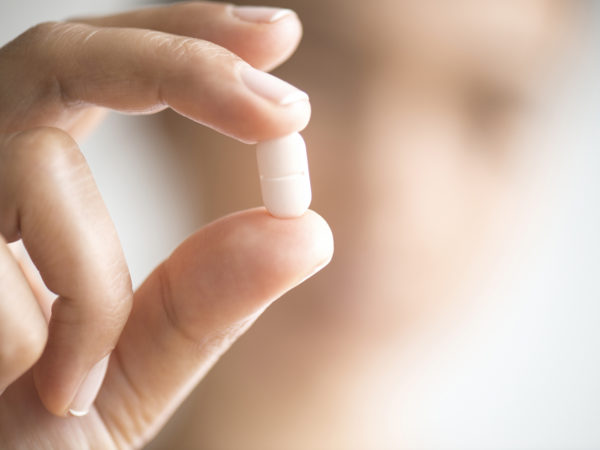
[{"x1": 0, "y1": 3, "x2": 333, "y2": 448}]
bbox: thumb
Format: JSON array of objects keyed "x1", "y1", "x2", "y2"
[{"x1": 94, "y1": 208, "x2": 333, "y2": 447}]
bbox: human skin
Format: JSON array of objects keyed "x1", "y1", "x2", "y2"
[
  {"x1": 150, "y1": 1, "x2": 575, "y2": 448},
  {"x1": 0, "y1": 3, "x2": 333, "y2": 449}
]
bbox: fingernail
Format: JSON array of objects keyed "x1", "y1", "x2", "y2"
[
  {"x1": 231, "y1": 6, "x2": 294, "y2": 23},
  {"x1": 240, "y1": 65, "x2": 308, "y2": 106},
  {"x1": 68, "y1": 354, "x2": 110, "y2": 417}
]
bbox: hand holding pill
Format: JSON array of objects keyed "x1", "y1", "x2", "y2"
[{"x1": 0, "y1": 3, "x2": 333, "y2": 448}]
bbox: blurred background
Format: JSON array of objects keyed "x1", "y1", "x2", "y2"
[{"x1": 3, "y1": 0, "x2": 600, "y2": 448}]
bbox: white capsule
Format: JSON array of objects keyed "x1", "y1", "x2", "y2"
[{"x1": 256, "y1": 132, "x2": 312, "y2": 219}]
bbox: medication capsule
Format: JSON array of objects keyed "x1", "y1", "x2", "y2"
[{"x1": 256, "y1": 132, "x2": 312, "y2": 219}]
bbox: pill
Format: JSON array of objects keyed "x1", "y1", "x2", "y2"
[{"x1": 256, "y1": 132, "x2": 312, "y2": 219}]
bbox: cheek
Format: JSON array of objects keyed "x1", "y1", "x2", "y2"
[
  {"x1": 349, "y1": 97, "x2": 514, "y2": 313},
  {"x1": 360, "y1": 108, "x2": 485, "y2": 254}
]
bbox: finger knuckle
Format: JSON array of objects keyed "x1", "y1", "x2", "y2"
[
  {"x1": 102, "y1": 270, "x2": 134, "y2": 322},
  {"x1": 0, "y1": 324, "x2": 47, "y2": 374},
  {"x1": 163, "y1": 34, "x2": 238, "y2": 65},
  {"x1": 21, "y1": 326, "x2": 48, "y2": 366},
  {"x1": 15, "y1": 22, "x2": 80, "y2": 58},
  {"x1": 3, "y1": 22, "x2": 95, "y2": 105},
  {"x1": 21, "y1": 21, "x2": 87, "y2": 48},
  {"x1": 0, "y1": 22, "x2": 58, "y2": 65},
  {"x1": 19, "y1": 21, "x2": 61, "y2": 44},
  {"x1": 168, "y1": 36, "x2": 211, "y2": 62},
  {"x1": 157, "y1": 262, "x2": 196, "y2": 344},
  {"x1": 73, "y1": 266, "x2": 133, "y2": 331},
  {"x1": 9, "y1": 127, "x2": 84, "y2": 177}
]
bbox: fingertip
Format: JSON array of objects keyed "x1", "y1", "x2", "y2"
[
  {"x1": 167, "y1": 46, "x2": 311, "y2": 144},
  {"x1": 232, "y1": 64, "x2": 311, "y2": 142},
  {"x1": 227, "y1": 5, "x2": 303, "y2": 71},
  {"x1": 164, "y1": 208, "x2": 332, "y2": 329},
  {"x1": 225, "y1": 207, "x2": 334, "y2": 288},
  {"x1": 303, "y1": 209, "x2": 335, "y2": 267},
  {"x1": 229, "y1": 91, "x2": 311, "y2": 144}
]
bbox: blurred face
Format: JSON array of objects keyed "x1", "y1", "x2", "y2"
[
  {"x1": 297, "y1": 0, "x2": 571, "y2": 329},
  {"x1": 159, "y1": 1, "x2": 576, "y2": 447}
]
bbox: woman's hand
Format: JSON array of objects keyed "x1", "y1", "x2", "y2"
[{"x1": 0, "y1": 3, "x2": 333, "y2": 448}]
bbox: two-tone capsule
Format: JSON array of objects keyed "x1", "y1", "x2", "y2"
[{"x1": 256, "y1": 132, "x2": 311, "y2": 219}]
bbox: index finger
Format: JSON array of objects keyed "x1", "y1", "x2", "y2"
[{"x1": 1, "y1": 18, "x2": 310, "y2": 142}]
